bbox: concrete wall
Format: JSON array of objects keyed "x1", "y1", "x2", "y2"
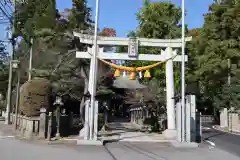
[
  {"x1": 228, "y1": 113, "x2": 240, "y2": 132},
  {"x1": 220, "y1": 108, "x2": 240, "y2": 132},
  {"x1": 220, "y1": 108, "x2": 229, "y2": 127}
]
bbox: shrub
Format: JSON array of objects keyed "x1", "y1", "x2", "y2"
[
  {"x1": 19, "y1": 78, "x2": 51, "y2": 116},
  {"x1": 143, "y1": 116, "x2": 160, "y2": 132},
  {"x1": 98, "y1": 113, "x2": 104, "y2": 131}
]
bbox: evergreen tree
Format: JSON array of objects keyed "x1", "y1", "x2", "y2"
[
  {"x1": 191, "y1": 0, "x2": 240, "y2": 110},
  {"x1": 0, "y1": 41, "x2": 9, "y2": 99}
]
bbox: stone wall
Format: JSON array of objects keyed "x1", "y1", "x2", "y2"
[
  {"x1": 9, "y1": 112, "x2": 81, "y2": 139},
  {"x1": 10, "y1": 114, "x2": 40, "y2": 138}
]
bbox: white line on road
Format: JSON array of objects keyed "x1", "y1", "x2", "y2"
[
  {"x1": 0, "y1": 135, "x2": 15, "y2": 139},
  {"x1": 202, "y1": 127, "x2": 211, "y2": 130},
  {"x1": 204, "y1": 139, "x2": 215, "y2": 149}
]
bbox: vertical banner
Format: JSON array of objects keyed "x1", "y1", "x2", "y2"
[
  {"x1": 186, "y1": 96, "x2": 191, "y2": 142},
  {"x1": 176, "y1": 101, "x2": 182, "y2": 142},
  {"x1": 93, "y1": 101, "x2": 99, "y2": 140},
  {"x1": 84, "y1": 100, "x2": 90, "y2": 140}
]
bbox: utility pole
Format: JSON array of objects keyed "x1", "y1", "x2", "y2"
[
  {"x1": 5, "y1": 59, "x2": 13, "y2": 124},
  {"x1": 181, "y1": 0, "x2": 186, "y2": 142},
  {"x1": 5, "y1": 0, "x2": 15, "y2": 124},
  {"x1": 14, "y1": 65, "x2": 20, "y2": 130},
  {"x1": 28, "y1": 38, "x2": 33, "y2": 81},
  {"x1": 89, "y1": 0, "x2": 100, "y2": 140}
]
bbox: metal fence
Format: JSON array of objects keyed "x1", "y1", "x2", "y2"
[
  {"x1": 200, "y1": 115, "x2": 215, "y2": 125},
  {"x1": 46, "y1": 114, "x2": 81, "y2": 137}
]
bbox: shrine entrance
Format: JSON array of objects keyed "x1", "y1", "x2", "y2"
[{"x1": 73, "y1": 32, "x2": 191, "y2": 142}]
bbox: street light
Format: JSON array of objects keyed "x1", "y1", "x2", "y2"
[
  {"x1": 53, "y1": 95, "x2": 63, "y2": 138},
  {"x1": 5, "y1": 60, "x2": 20, "y2": 125},
  {"x1": 12, "y1": 60, "x2": 19, "y2": 69},
  {"x1": 13, "y1": 60, "x2": 21, "y2": 130}
]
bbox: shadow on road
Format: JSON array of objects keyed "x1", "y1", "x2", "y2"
[
  {"x1": 202, "y1": 128, "x2": 227, "y2": 140},
  {"x1": 203, "y1": 132, "x2": 226, "y2": 140}
]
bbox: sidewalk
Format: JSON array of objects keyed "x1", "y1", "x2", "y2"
[
  {"x1": 0, "y1": 121, "x2": 16, "y2": 137},
  {"x1": 99, "y1": 130, "x2": 167, "y2": 142},
  {"x1": 99, "y1": 122, "x2": 167, "y2": 142}
]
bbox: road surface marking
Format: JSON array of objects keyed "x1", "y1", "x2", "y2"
[
  {"x1": 202, "y1": 127, "x2": 211, "y2": 130},
  {"x1": 0, "y1": 135, "x2": 15, "y2": 139},
  {"x1": 204, "y1": 139, "x2": 215, "y2": 148}
]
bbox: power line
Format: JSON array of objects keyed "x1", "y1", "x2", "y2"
[
  {"x1": 3, "y1": 0, "x2": 13, "y2": 14},
  {"x1": 0, "y1": 0, "x2": 12, "y2": 17},
  {"x1": 0, "y1": 1, "x2": 12, "y2": 24}
]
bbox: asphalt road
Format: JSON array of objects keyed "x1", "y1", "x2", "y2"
[
  {"x1": 1, "y1": 138, "x2": 240, "y2": 160},
  {"x1": 202, "y1": 126, "x2": 240, "y2": 157}
]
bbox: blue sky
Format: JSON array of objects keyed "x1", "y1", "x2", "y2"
[
  {"x1": 0, "y1": 0, "x2": 213, "y2": 52},
  {"x1": 56, "y1": 0, "x2": 213, "y2": 36}
]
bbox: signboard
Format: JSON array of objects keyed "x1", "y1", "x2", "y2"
[{"x1": 128, "y1": 38, "x2": 138, "y2": 57}]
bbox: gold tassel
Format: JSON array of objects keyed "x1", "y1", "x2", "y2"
[
  {"x1": 129, "y1": 72, "x2": 136, "y2": 80},
  {"x1": 114, "y1": 69, "x2": 120, "y2": 77},
  {"x1": 144, "y1": 70, "x2": 151, "y2": 78}
]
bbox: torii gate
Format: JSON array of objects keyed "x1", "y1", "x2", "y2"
[{"x1": 73, "y1": 32, "x2": 192, "y2": 141}]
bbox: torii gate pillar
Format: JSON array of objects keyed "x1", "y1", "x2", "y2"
[
  {"x1": 163, "y1": 47, "x2": 176, "y2": 139},
  {"x1": 165, "y1": 47, "x2": 175, "y2": 130}
]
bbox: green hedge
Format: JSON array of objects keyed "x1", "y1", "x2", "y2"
[{"x1": 19, "y1": 78, "x2": 51, "y2": 116}]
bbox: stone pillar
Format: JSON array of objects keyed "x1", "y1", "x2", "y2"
[
  {"x1": 186, "y1": 96, "x2": 191, "y2": 142},
  {"x1": 130, "y1": 110, "x2": 134, "y2": 122},
  {"x1": 165, "y1": 47, "x2": 175, "y2": 130},
  {"x1": 163, "y1": 47, "x2": 176, "y2": 139},
  {"x1": 220, "y1": 108, "x2": 228, "y2": 128},
  {"x1": 39, "y1": 108, "x2": 46, "y2": 139},
  {"x1": 230, "y1": 113, "x2": 239, "y2": 132},
  {"x1": 176, "y1": 101, "x2": 182, "y2": 142},
  {"x1": 190, "y1": 95, "x2": 196, "y2": 142},
  {"x1": 93, "y1": 101, "x2": 99, "y2": 141},
  {"x1": 47, "y1": 112, "x2": 52, "y2": 141},
  {"x1": 84, "y1": 100, "x2": 90, "y2": 140},
  {"x1": 133, "y1": 110, "x2": 135, "y2": 123},
  {"x1": 25, "y1": 119, "x2": 34, "y2": 138}
]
